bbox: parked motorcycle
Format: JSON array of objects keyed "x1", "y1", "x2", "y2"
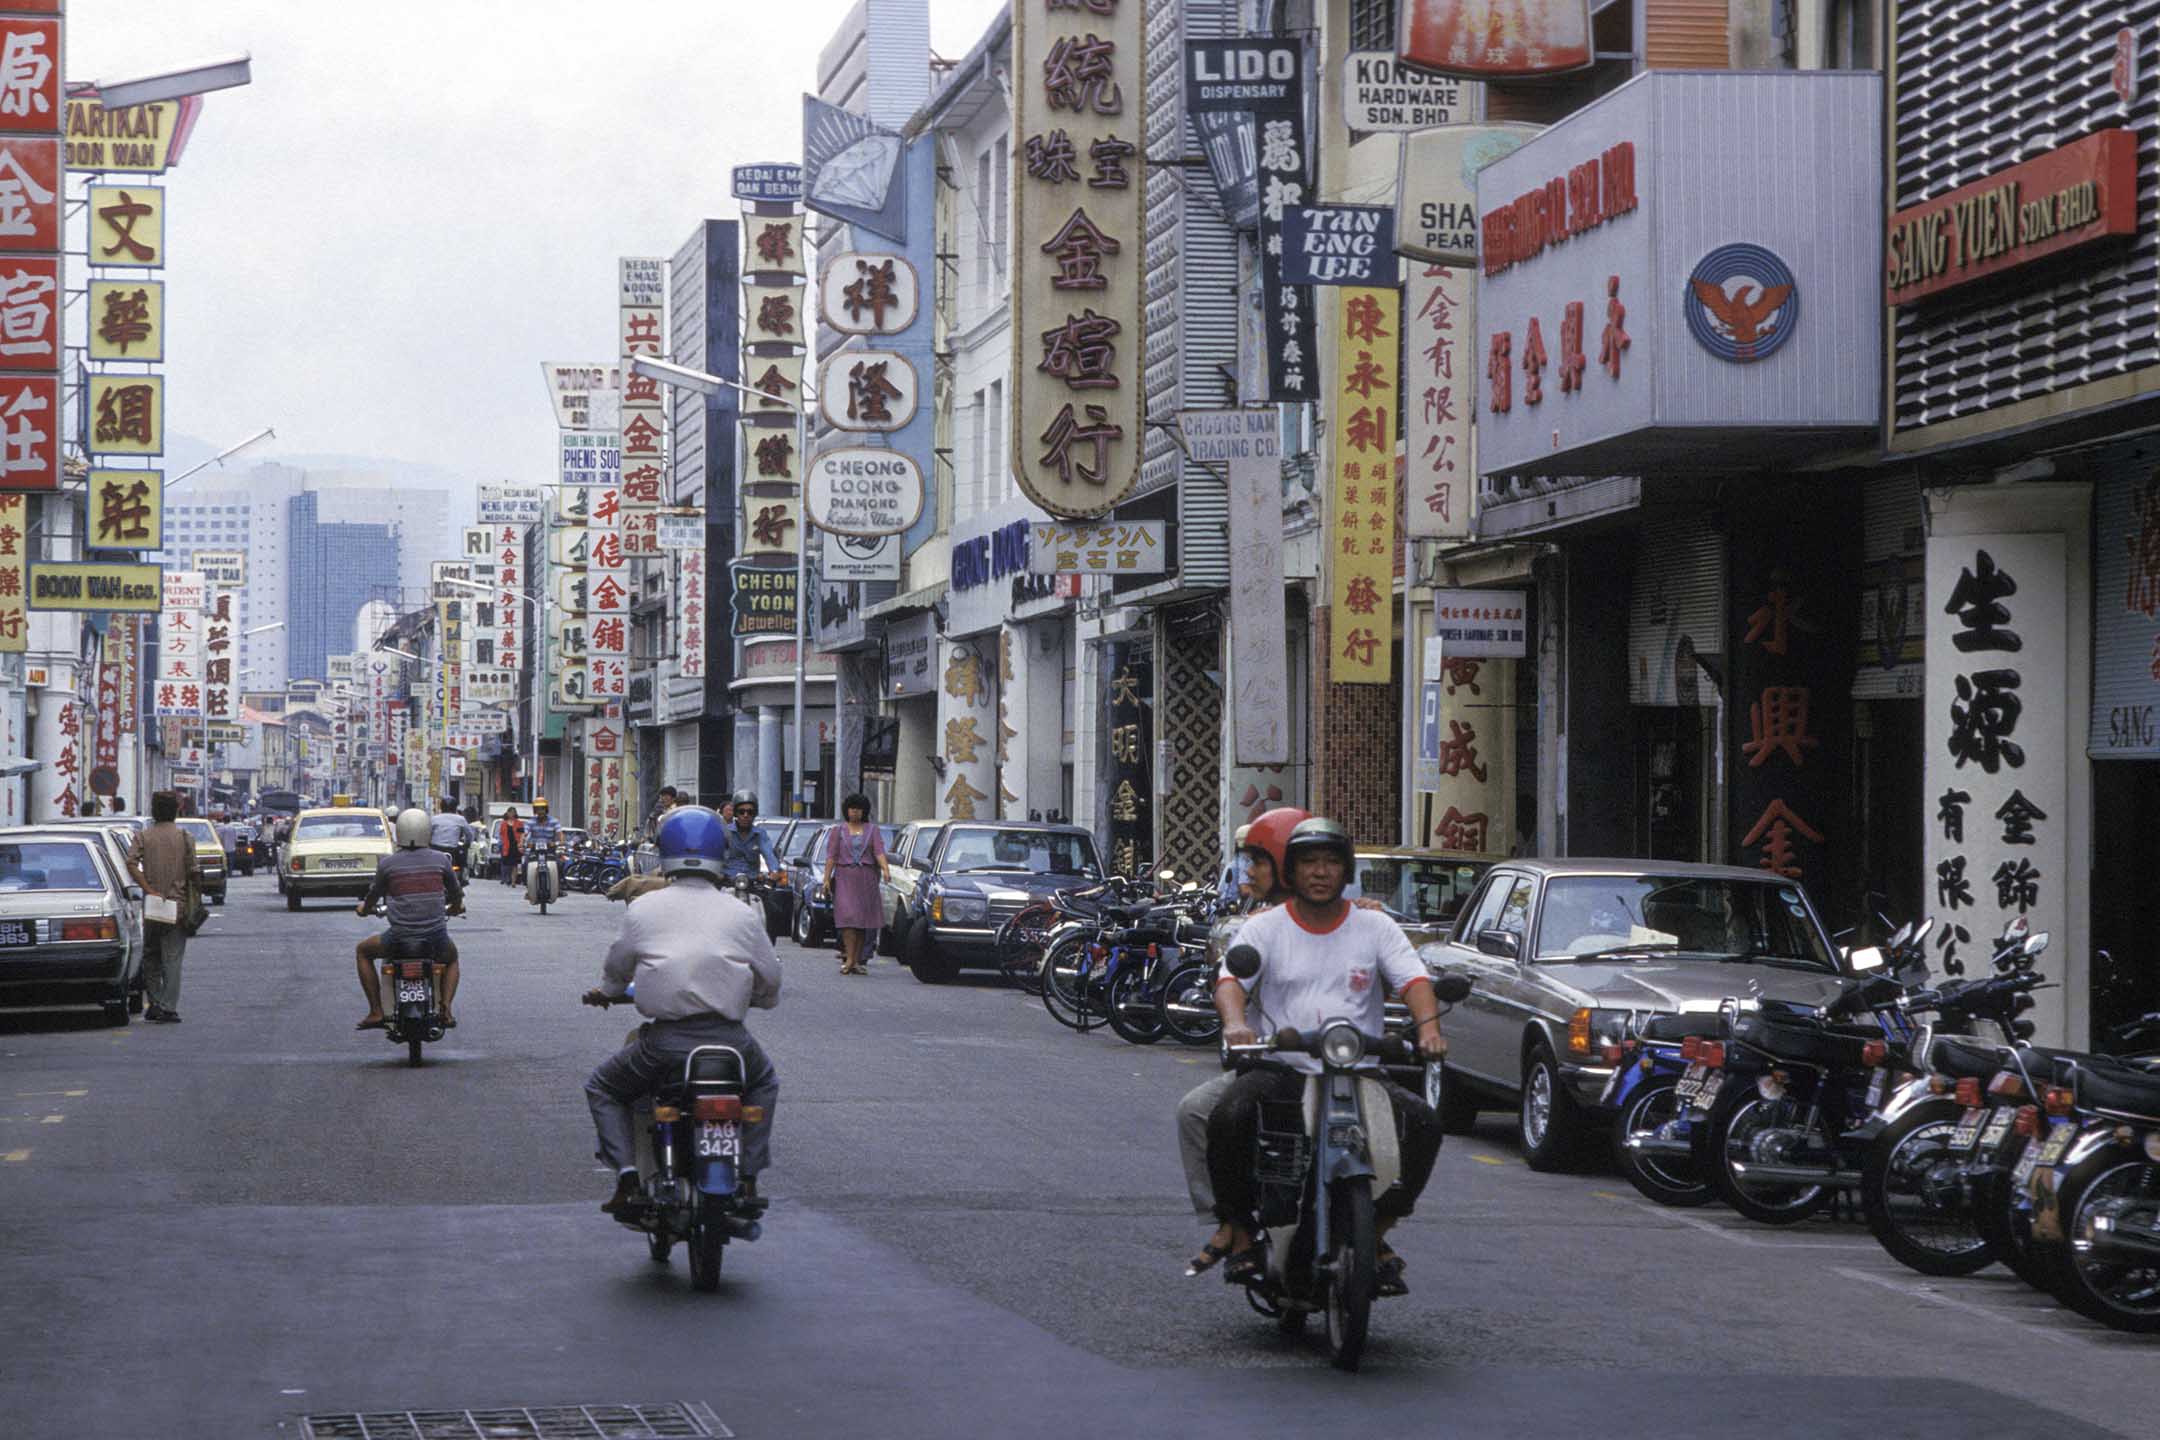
[
  {"x1": 583, "y1": 990, "x2": 768, "y2": 1292},
  {"x1": 1213, "y1": 942, "x2": 1470, "y2": 1371}
]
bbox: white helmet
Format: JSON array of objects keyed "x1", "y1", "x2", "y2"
[{"x1": 395, "y1": 808, "x2": 431, "y2": 850}]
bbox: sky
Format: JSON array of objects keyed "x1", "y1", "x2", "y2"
[{"x1": 69, "y1": 0, "x2": 1010, "y2": 492}]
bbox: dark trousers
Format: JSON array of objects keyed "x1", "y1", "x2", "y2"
[
  {"x1": 1205, "y1": 1066, "x2": 1443, "y2": 1225},
  {"x1": 584, "y1": 1015, "x2": 778, "y2": 1176}
]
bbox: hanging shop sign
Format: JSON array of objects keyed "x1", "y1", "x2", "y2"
[
  {"x1": 193, "y1": 550, "x2": 245, "y2": 587},
  {"x1": 818, "y1": 350, "x2": 918, "y2": 433},
  {"x1": 820, "y1": 253, "x2": 919, "y2": 336},
  {"x1": 65, "y1": 92, "x2": 200, "y2": 173},
  {"x1": 1012, "y1": 0, "x2": 1147, "y2": 517},
  {"x1": 1100, "y1": 643, "x2": 1153, "y2": 876},
  {"x1": 1327, "y1": 286, "x2": 1401, "y2": 686},
  {"x1": 1428, "y1": 588, "x2": 1527, "y2": 657},
  {"x1": 203, "y1": 590, "x2": 238, "y2": 722},
  {"x1": 558, "y1": 429, "x2": 621, "y2": 488},
  {"x1": 1253, "y1": 61, "x2": 1316, "y2": 404},
  {"x1": 0, "y1": 374, "x2": 57, "y2": 489},
  {"x1": 743, "y1": 354, "x2": 804, "y2": 417},
  {"x1": 1396, "y1": 123, "x2": 1537, "y2": 263},
  {"x1": 1404, "y1": 265, "x2": 1473, "y2": 540},
  {"x1": 728, "y1": 561, "x2": 797, "y2": 639},
  {"x1": 822, "y1": 528, "x2": 901, "y2": 583},
  {"x1": 87, "y1": 373, "x2": 163, "y2": 456},
  {"x1": 744, "y1": 213, "x2": 807, "y2": 280},
  {"x1": 1341, "y1": 51, "x2": 1478, "y2": 131},
  {"x1": 884, "y1": 613, "x2": 935, "y2": 697},
  {"x1": 744, "y1": 283, "x2": 805, "y2": 348},
  {"x1": 478, "y1": 484, "x2": 544, "y2": 524},
  {"x1": 86, "y1": 183, "x2": 160, "y2": 268},
  {"x1": 655, "y1": 511, "x2": 702, "y2": 549},
  {"x1": 2093, "y1": 466, "x2": 2160, "y2": 758},
  {"x1": 87, "y1": 279, "x2": 162, "y2": 363},
  {"x1": 1398, "y1": 0, "x2": 1593, "y2": 81},
  {"x1": 805, "y1": 447, "x2": 923, "y2": 536},
  {"x1": 0, "y1": 138, "x2": 60, "y2": 253},
  {"x1": 0, "y1": 492, "x2": 24, "y2": 652},
  {"x1": 676, "y1": 542, "x2": 706, "y2": 681},
  {"x1": 741, "y1": 418, "x2": 800, "y2": 489},
  {"x1": 538, "y1": 362, "x2": 620, "y2": 430},
  {"x1": 1194, "y1": 110, "x2": 1261, "y2": 231},
  {"x1": 1024, "y1": 519, "x2": 1167, "y2": 576},
  {"x1": 1924, "y1": 532, "x2": 2067, "y2": 982},
  {"x1": 1182, "y1": 38, "x2": 1302, "y2": 112},
  {"x1": 1884, "y1": 129, "x2": 2136, "y2": 307},
  {"x1": 732, "y1": 162, "x2": 804, "y2": 204},
  {"x1": 1182, "y1": 409, "x2": 1289, "y2": 766},
  {"x1": 801, "y1": 99, "x2": 908, "y2": 242},
  {"x1": 25, "y1": 561, "x2": 162, "y2": 612},
  {"x1": 1474, "y1": 73, "x2": 1882, "y2": 479},
  {"x1": 87, "y1": 468, "x2": 161, "y2": 550},
  {"x1": 741, "y1": 494, "x2": 799, "y2": 558},
  {"x1": 1281, "y1": 204, "x2": 1397, "y2": 286},
  {"x1": 0, "y1": 256, "x2": 59, "y2": 371}
]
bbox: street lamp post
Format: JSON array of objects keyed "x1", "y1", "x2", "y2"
[
  {"x1": 630, "y1": 355, "x2": 813, "y2": 817},
  {"x1": 438, "y1": 576, "x2": 544, "y2": 816}
]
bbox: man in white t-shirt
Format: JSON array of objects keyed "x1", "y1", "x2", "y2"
[{"x1": 1203, "y1": 816, "x2": 1449, "y2": 1295}]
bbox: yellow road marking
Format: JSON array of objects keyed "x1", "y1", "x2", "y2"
[
  {"x1": 15, "y1": 1089, "x2": 87, "y2": 1097},
  {"x1": 41, "y1": 1115, "x2": 62, "y2": 1124},
  {"x1": 1470, "y1": 1154, "x2": 1505, "y2": 1166},
  {"x1": 3, "y1": 1149, "x2": 28, "y2": 1162},
  {"x1": 1592, "y1": 1190, "x2": 1623, "y2": 1199}
]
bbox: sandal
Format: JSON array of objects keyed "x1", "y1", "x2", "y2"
[
  {"x1": 355, "y1": 1017, "x2": 386, "y2": 1031},
  {"x1": 1221, "y1": 1245, "x2": 1268, "y2": 1286},
  {"x1": 1376, "y1": 1251, "x2": 1408, "y2": 1298},
  {"x1": 1184, "y1": 1240, "x2": 1231, "y2": 1277}
]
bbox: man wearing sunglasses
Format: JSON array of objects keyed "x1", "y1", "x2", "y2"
[{"x1": 718, "y1": 789, "x2": 780, "y2": 880}]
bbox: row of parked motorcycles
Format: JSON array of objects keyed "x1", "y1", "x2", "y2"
[
  {"x1": 1608, "y1": 915, "x2": 2160, "y2": 1335},
  {"x1": 991, "y1": 873, "x2": 1234, "y2": 1046}
]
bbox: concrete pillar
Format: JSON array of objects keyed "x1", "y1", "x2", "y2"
[
  {"x1": 28, "y1": 668, "x2": 82, "y2": 820},
  {"x1": 892, "y1": 695, "x2": 936, "y2": 821},
  {"x1": 756, "y1": 706, "x2": 784, "y2": 815},
  {"x1": 934, "y1": 636, "x2": 996, "y2": 821}
]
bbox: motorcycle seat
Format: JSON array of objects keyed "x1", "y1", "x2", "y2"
[
  {"x1": 1931, "y1": 1037, "x2": 2010, "y2": 1082},
  {"x1": 1734, "y1": 1014, "x2": 1878, "y2": 1069},
  {"x1": 1641, "y1": 1012, "x2": 1724, "y2": 1043},
  {"x1": 2074, "y1": 1058, "x2": 2160, "y2": 1119}
]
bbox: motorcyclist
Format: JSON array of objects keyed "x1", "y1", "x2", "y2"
[
  {"x1": 718, "y1": 789, "x2": 780, "y2": 879},
  {"x1": 429, "y1": 797, "x2": 471, "y2": 881},
  {"x1": 524, "y1": 797, "x2": 563, "y2": 901},
  {"x1": 581, "y1": 805, "x2": 781, "y2": 1215},
  {"x1": 1204, "y1": 817, "x2": 1448, "y2": 1295},
  {"x1": 355, "y1": 808, "x2": 465, "y2": 1030}
]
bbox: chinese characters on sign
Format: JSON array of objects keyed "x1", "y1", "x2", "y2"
[
  {"x1": 1101, "y1": 643, "x2": 1153, "y2": 876},
  {"x1": 87, "y1": 279, "x2": 162, "y2": 362},
  {"x1": 1924, "y1": 533, "x2": 2067, "y2": 979},
  {"x1": 156, "y1": 569, "x2": 204, "y2": 717},
  {"x1": 86, "y1": 183, "x2": 160, "y2": 268},
  {"x1": 1328, "y1": 287, "x2": 1400, "y2": 685},
  {"x1": 1013, "y1": 0, "x2": 1147, "y2": 516},
  {"x1": 0, "y1": 254, "x2": 58, "y2": 370},
  {"x1": 1023, "y1": 518, "x2": 1165, "y2": 575},
  {"x1": 677, "y1": 541, "x2": 706, "y2": 680},
  {"x1": 0, "y1": 372, "x2": 56, "y2": 488},
  {"x1": 1181, "y1": 408, "x2": 1289, "y2": 765},
  {"x1": 202, "y1": 588, "x2": 237, "y2": 722},
  {"x1": 0, "y1": 14, "x2": 58, "y2": 510},
  {"x1": 1404, "y1": 265, "x2": 1472, "y2": 540},
  {"x1": 618, "y1": 255, "x2": 666, "y2": 571},
  {"x1": 87, "y1": 373, "x2": 163, "y2": 456},
  {"x1": 1398, "y1": 0, "x2": 1595, "y2": 81},
  {"x1": 0, "y1": 490, "x2": 24, "y2": 651},
  {"x1": 820, "y1": 253, "x2": 920, "y2": 335}
]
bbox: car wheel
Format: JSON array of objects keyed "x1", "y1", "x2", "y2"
[
  {"x1": 903, "y1": 925, "x2": 958, "y2": 984},
  {"x1": 104, "y1": 997, "x2": 129, "y2": 1026},
  {"x1": 286, "y1": 891, "x2": 301, "y2": 912},
  {"x1": 1518, "y1": 1040, "x2": 1584, "y2": 1172},
  {"x1": 1426, "y1": 1061, "x2": 1480, "y2": 1136},
  {"x1": 211, "y1": 892, "x2": 224, "y2": 906},
  {"x1": 127, "y1": 986, "x2": 144, "y2": 1016},
  {"x1": 878, "y1": 911, "x2": 902, "y2": 958}
]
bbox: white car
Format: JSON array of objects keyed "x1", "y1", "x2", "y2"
[{"x1": 0, "y1": 827, "x2": 146, "y2": 1023}]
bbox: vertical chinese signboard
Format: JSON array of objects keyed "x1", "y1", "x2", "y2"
[
  {"x1": 619, "y1": 257, "x2": 665, "y2": 558},
  {"x1": 1100, "y1": 642, "x2": 1152, "y2": 876},
  {"x1": 202, "y1": 588, "x2": 237, "y2": 721},
  {"x1": 155, "y1": 569, "x2": 203, "y2": 717},
  {"x1": 1011, "y1": 0, "x2": 1147, "y2": 516},
  {"x1": 93, "y1": 621, "x2": 122, "y2": 796},
  {"x1": 587, "y1": 481, "x2": 627, "y2": 701},
  {"x1": 676, "y1": 540, "x2": 705, "y2": 680},
  {"x1": 1924, "y1": 535, "x2": 2066, "y2": 981},
  {"x1": 0, "y1": 490, "x2": 24, "y2": 648},
  {"x1": 1328, "y1": 286, "x2": 1400, "y2": 684},
  {"x1": 493, "y1": 524, "x2": 524, "y2": 682},
  {"x1": 0, "y1": 2, "x2": 61, "y2": 493},
  {"x1": 1404, "y1": 265, "x2": 1472, "y2": 539}
]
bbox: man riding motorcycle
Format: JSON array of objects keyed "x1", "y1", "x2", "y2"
[
  {"x1": 430, "y1": 797, "x2": 471, "y2": 881},
  {"x1": 355, "y1": 808, "x2": 465, "y2": 1030},
  {"x1": 524, "y1": 797, "x2": 563, "y2": 896},
  {"x1": 717, "y1": 789, "x2": 780, "y2": 879},
  {"x1": 581, "y1": 805, "x2": 782, "y2": 1215},
  {"x1": 1199, "y1": 817, "x2": 1448, "y2": 1296}
]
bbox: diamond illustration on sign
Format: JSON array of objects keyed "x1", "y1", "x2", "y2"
[{"x1": 1683, "y1": 243, "x2": 1800, "y2": 365}]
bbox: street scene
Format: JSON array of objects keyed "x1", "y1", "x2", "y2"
[{"x1": 4, "y1": 0, "x2": 2160, "y2": 1437}]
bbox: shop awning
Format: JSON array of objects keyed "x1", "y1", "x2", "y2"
[{"x1": 862, "y1": 581, "x2": 946, "y2": 623}]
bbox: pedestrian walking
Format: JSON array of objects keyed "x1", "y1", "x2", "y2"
[
  {"x1": 126, "y1": 790, "x2": 203, "y2": 1023},
  {"x1": 498, "y1": 807, "x2": 524, "y2": 886},
  {"x1": 824, "y1": 793, "x2": 889, "y2": 976}
]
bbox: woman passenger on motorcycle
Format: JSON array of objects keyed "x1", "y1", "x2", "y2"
[
  {"x1": 582, "y1": 805, "x2": 782, "y2": 1216},
  {"x1": 1202, "y1": 818, "x2": 1449, "y2": 1296}
]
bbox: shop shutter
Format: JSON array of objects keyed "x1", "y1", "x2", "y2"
[
  {"x1": 2091, "y1": 441, "x2": 2160, "y2": 757},
  {"x1": 1628, "y1": 510, "x2": 1725, "y2": 706},
  {"x1": 1854, "y1": 475, "x2": 1925, "y2": 700}
]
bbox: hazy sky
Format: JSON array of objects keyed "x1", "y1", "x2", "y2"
[{"x1": 70, "y1": 0, "x2": 1008, "y2": 488}]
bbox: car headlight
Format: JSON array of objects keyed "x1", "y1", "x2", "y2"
[
  {"x1": 1320, "y1": 1022, "x2": 1366, "y2": 1069},
  {"x1": 941, "y1": 893, "x2": 989, "y2": 924},
  {"x1": 1568, "y1": 1007, "x2": 1636, "y2": 1057}
]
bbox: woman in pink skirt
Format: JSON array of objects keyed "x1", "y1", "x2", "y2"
[{"x1": 825, "y1": 793, "x2": 890, "y2": 975}]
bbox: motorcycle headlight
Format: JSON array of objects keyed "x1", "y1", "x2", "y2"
[{"x1": 1320, "y1": 1023, "x2": 1366, "y2": 1069}]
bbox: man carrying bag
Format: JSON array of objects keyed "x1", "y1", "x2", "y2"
[{"x1": 127, "y1": 791, "x2": 204, "y2": 1024}]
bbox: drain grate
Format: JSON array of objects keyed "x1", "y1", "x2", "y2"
[{"x1": 299, "y1": 1402, "x2": 729, "y2": 1440}]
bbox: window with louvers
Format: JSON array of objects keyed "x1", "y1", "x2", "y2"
[
  {"x1": 1351, "y1": 0, "x2": 1398, "y2": 53},
  {"x1": 1892, "y1": 0, "x2": 2160, "y2": 435}
]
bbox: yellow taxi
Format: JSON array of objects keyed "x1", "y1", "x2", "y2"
[
  {"x1": 175, "y1": 817, "x2": 229, "y2": 906},
  {"x1": 279, "y1": 802, "x2": 394, "y2": 911}
]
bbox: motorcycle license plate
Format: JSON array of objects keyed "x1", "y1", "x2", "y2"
[
  {"x1": 396, "y1": 981, "x2": 428, "y2": 1004},
  {"x1": 2010, "y1": 1137, "x2": 2043, "y2": 1187},
  {"x1": 696, "y1": 1121, "x2": 740, "y2": 1160},
  {"x1": 1676, "y1": 1063, "x2": 1706, "y2": 1100},
  {"x1": 2037, "y1": 1125, "x2": 2076, "y2": 1168},
  {"x1": 1691, "y1": 1073, "x2": 1724, "y2": 1112},
  {"x1": 1949, "y1": 1108, "x2": 1987, "y2": 1150},
  {"x1": 1865, "y1": 1070, "x2": 1887, "y2": 1108},
  {"x1": 1975, "y1": 1107, "x2": 2016, "y2": 1157}
]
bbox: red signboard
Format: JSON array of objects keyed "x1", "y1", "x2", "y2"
[
  {"x1": 1399, "y1": 0, "x2": 1593, "y2": 81},
  {"x1": 0, "y1": 371, "x2": 56, "y2": 488},
  {"x1": 0, "y1": 17, "x2": 61, "y2": 134},
  {"x1": 1885, "y1": 129, "x2": 2138, "y2": 307},
  {"x1": 0, "y1": 133, "x2": 56, "y2": 252},
  {"x1": 0, "y1": 252, "x2": 55, "y2": 369}
]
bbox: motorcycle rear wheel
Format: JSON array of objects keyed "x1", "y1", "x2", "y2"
[
  {"x1": 1860, "y1": 1102, "x2": 1997, "y2": 1276},
  {"x1": 1614, "y1": 1079, "x2": 1711, "y2": 1207},
  {"x1": 648, "y1": 1230, "x2": 672, "y2": 1264},
  {"x1": 689, "y1": 1195, "x2": 726, "y2": 1293},
  {"x1": 1324, "y1": 1176, "x2": 1376, "y2": 1372},
  {"x1": 407, "y1": 1035, "x2": 424, "y2": 1068},
  {"x1": 1157, "y1": 962, "x2": 1222, "y2": 1048},
  {"x1": 1105, "y1": 962, "x2": 1167, "y2": 1045},
  {"x1": 2052, "y1": 1150, "x2": 2160, "y2": 1333},
  {"x1": 1705, "y1": 1086, "x2": 1833, "y2": 1225}
]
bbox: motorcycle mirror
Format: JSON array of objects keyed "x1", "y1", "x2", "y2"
[
  {"x1": 2024, "y1": 932, "x2": 2050, "y2": 956},
  {"x1": 1911, "y1": 917, "x2": 1935, "y2": 949},
  {"x1": 1225, "y1": 943, "x2": 1263, "y2": 980},
  {"x1": 1158, "y1": 868, "x2": 1178, "y2": 883},
  {"x1": 1432, "y1": 972, "x2": 1473, "y2": 1004},
  {"x1": 2001, "y1": 914, "x2": 2030, "y2": 943}
]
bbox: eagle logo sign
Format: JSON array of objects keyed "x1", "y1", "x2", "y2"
[{"x1": 1682, "y1": 244, "x2": 1800, "y2": 364}]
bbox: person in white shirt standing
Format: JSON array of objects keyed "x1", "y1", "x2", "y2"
[
  {"x1": 1205, "y1": 817, "x2": 1449, "y2": 1296},
  {"x1": 582, "y1": 805, "x2": 783, "y2": 1215}
]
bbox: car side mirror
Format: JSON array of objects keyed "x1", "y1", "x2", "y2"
[
  {"x1": 1475, "y1": 928, "x2": 1520, "y2": 961},
  {"x1": 1433, "y1": 972, "x2": 1474, "y2": 1004},
  {"x1": 1225, "y1": 943, "x2": 1262, "y2": 980}
]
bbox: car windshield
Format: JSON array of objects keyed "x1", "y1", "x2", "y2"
[
  {"x1": 1535, "y1": 875, "x2": 1836, "y2": 970},
  {"x1": 1353, "y1": 857, "x2": 1487, "y2": 926},
  {"x1": 0, "y1": 841, "x2": 105, "y2": 891},
  {"x1": 788, "y1": 824, "x2": 827, "y2": 861},
  {"x1": 294, "y1": 814, "x2": 387, "y2": 842},
  {"x1": 179, "y1": 819, "x2": 217, "y2": 844},
  {"x1": 939, "y1": 827, "x2": 1099, "y2": 876}
]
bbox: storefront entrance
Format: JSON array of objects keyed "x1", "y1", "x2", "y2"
[{"x1": 2091, "y1": 761, "x2": 2160, "y2": 1046}]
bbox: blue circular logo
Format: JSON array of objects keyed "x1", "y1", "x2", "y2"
[{"x1": 1683, "y1": 244, "x2": 1799, "y2": 364}]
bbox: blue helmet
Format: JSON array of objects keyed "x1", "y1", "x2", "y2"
[{"x1": 656, "y1": 805, "x2": 729, "y2": 880}]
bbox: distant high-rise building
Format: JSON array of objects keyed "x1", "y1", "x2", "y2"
[
  {"x1": 287, "y1": 491, "x2": 402, "y2": 682},
  {"x1": 162, "y1": 479, "x2": 292, "y2": 694}
]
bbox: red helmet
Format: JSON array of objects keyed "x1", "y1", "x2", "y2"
[{"x1": 1240, "y1": 807, "x2": 1310, "y2": 886}]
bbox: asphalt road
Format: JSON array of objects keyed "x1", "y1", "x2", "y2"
[{"x1": 0, "y1": 874, "x2": 2149, "y2": 1440}]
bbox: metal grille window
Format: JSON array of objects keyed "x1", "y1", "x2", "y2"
[{"x1": 1351, "y1": 0, "x2": 1397, "y2": 52}]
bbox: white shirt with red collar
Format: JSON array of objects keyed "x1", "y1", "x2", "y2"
[{"x1": 1226, "y1": 900, "x2": 1429, "y2": 1074}]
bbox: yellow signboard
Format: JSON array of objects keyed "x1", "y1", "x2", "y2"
[
  {"x1": 87, "y1": 185, "x2": 164, "y2": 270},
  {"x1": 0, "y1": 493, "x2": 25, "y2": 652},
  {"x1": 88, "y1": 374, "x2": 164, "y2": 456},
  {"x1": 25, "y1": 561, "x2": 164, "y2": 613},
  {"x1": 66, "y1": 97, "x2": 188, "y2": 173},
  {"x1": 1327, "y1": 287, "x2": 1401, "y2": 685},
  {"x1": 88, "y1": 469, "x2": 163, "y2": 550},
  {"x1": 743, "y1": 283, "x2": 805, "y2": 347},
  {"x1": 88, "y1": 280, "x2": 164, "y2": 362}
]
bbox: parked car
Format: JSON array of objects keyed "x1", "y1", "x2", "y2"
[
  {"x1": 277, "y1": 807, "x2": 394, "y2": 911},
  {"x1": 890, "y1": 822, "x2": 1103, "y2": 983},
  {"x1": 875, "y1": 820, "x2": 944, "y2": 957},
  {"x1": 176, "y1": 818, "x2": 228, "y2": 905},
  {"x1": 1427, "y1": 859, "x2": 1854, "y2": 1169},
  {"x1": 785, "y1": 822, "x2": 900, "y2": 948},
  {"x1": 0, "y1": 829, "x2": 144, "y2": 1024},
  {"x1": 1346, "y1": 846, "x2": 1497, "y2": 944}
]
